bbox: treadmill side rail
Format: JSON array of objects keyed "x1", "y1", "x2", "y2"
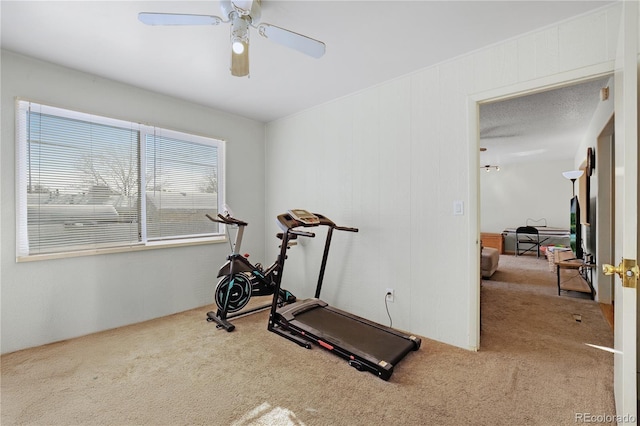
[{"x1": 409, "y1": 335, "x2": 422, "y2": 349}]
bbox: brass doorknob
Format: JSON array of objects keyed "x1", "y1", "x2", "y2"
[
  {"x1": 603, "y1": 259, "x2": 639, "y2": 289},
  {"x1": 602, "y1": 263, "x2": 623, "y2": 278}
]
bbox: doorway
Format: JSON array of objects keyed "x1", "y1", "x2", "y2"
[{"x1": 475, "y1": 74, "x2": 614, "y2": 350}]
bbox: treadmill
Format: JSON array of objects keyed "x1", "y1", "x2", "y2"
[{"x1": 267, "y1": 210, "x2": 421, "y2": 381}]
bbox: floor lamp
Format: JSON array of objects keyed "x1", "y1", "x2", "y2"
[{"x1": 562, "y1": 170, "x2": 584, "y2": 197}]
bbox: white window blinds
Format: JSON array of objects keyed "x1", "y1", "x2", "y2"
[
  {"x1": 144, "y1": 129, "x2": 221, "y2": 241},
  {"x1": 16, "y1": 100, "x2": 224, "y2": 259}
]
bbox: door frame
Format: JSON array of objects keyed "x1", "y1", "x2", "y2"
[
  {"x1": 469, "y1": 3, "x2": 638, "y2": 418},
  {"x1": 596, "y1": 116, "x2": 615, "y2": 305},
  {"x1": 468, "y1": 62, "x2": 615, "y2": 350}
]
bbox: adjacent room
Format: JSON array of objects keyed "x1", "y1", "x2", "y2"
[
  {"x1": 479, "y1": 77, "x2": 613, "y2": 299},
  {"x1": 1, "y1": 1, "x2": 638, "y2": 425}
]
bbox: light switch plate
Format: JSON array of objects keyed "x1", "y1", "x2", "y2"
[{"x1": 453, "y1": 200, "x2": 464, "y2": 215}]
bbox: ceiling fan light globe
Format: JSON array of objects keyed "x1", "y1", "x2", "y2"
[
  {"x1": 232, "y1": 41, "x2": 245, "y2": 54},
  {"x1": 231, "y1": 41, "x2": 249, "y2": 77}
]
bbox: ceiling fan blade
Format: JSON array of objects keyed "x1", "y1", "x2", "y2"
[
  {"x1": 257, "y1": 23, "x2": 325, "y2": 59},
  {"x1": 138, "y1": 13, "x2": 223, "y2": 26},
  {"x1": 231, "y1": 42, "x2": 250, "y2": 77}
]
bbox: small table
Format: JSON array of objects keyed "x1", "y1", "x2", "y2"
[{"x1": 555, "y1": 256, "x2": 596, "y2": 299}]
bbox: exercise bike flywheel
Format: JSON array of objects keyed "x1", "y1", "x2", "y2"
[{"x1": 214, "y1": 273, "x2": 253, "y2": 313}]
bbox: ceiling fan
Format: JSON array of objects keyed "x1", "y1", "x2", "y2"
[{"x1": 138, "y1": 0, "x2": 326, "y2": 77}]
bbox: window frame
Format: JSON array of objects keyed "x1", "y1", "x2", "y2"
[{"x1": 15, "y1": 99, "x2": 226, "y2": 262}]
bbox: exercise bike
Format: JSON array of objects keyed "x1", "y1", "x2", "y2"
[{"x1": 205, "y1": 211, "x2": 296, "y2": 332}]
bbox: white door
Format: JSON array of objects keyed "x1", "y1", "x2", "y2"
[{"x1": 609, "y1": 1, "x2": 638, "y2": 423}]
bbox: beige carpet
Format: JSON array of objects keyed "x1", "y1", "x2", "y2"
[
  {"x1": 489, "y1": 253, "x2": 593, "y2": 296},
  {"x1": 1, "y1": 255, "x2": 615, "y2": 425}
]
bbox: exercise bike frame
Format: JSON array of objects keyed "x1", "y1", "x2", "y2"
[{"x1": 205, "y1": 213, "x2": 295, "y2": 332}]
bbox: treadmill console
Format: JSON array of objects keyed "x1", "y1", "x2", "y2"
[{"x1": 288, "y1": 209, "x2": 320, "y2": 225}]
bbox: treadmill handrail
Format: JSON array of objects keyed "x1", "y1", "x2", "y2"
[
  {"x1": 276, "y1": 212, "x2": 359, "y2": 233},
  {"x1": 275, "y1": 211, "x2": 358, "y2": 300},
  {"x1": 335, "y1": 225, "x2": 358, "y2": 233},
  {"x1": 290, "y1": 229, "x2": 315, "y2": 238}
]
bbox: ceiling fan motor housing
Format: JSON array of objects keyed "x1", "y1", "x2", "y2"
[{"x1": 221, "y1": 0, "x2": 261, "y2": 23}]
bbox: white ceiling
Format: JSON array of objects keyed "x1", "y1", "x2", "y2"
[
  {"x1": 479, "y1": 77, "x2": 611, "y2": 167},
  {"x1": 1, "y1": 1, "x2": 615, "y2": 165}
]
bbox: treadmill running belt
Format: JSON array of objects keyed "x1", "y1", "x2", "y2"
[{"x1": 290, "y1": 305, "x2": 416, "y2": 365}]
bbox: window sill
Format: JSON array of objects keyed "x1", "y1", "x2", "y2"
[{"x1": 16, "y1": 235, "x2": 227, "y2": 263}]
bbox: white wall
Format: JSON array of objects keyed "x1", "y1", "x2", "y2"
[
  {"x1": 265, "y1": 4, "x2": 621, "y2": 350},
  {"x1": 480, "y1": 159, "x2": 574, "y2": 235},
  {"x1": 0, "y1": 51, "x2": 267, "y2": 354}
]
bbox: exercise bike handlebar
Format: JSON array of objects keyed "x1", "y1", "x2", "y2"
[{"x1": 205, "y1": 213, "x2": 248, "y2": 227}]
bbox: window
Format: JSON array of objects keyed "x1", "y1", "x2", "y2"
[{"x1": 16, "y1": 100, "x2": 225, "y2": 259}]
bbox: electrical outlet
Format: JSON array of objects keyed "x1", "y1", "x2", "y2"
[{"x1": 385, "y1": 288, "x2": 394, "y2": 303}]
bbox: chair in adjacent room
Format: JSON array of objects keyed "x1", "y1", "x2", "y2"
[{"x1": 515, "y1": 225, "x2": 541, "y2": 258}]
